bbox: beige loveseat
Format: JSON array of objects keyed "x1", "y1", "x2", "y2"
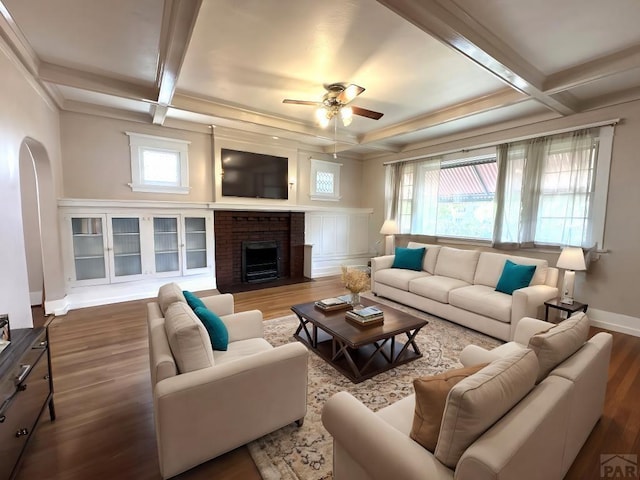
[
  {"x1": 147, "y1": 283, "x2": 309, "y2": 478},
  {"x1": 322, "y1": 314, "x2": 612, "y2": 480},
  {"x1": 372, "y1": 243, "x2": 559, "y2": 340}
]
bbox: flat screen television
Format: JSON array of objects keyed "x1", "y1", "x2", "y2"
[{"x1": 221, "y1": 148, "x2": 289, "y2": 200}]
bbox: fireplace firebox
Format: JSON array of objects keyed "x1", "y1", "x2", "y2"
[{"x1": 242, "y1": 241, "x2": 279, "y2": 283}]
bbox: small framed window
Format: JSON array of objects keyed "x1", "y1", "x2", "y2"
[
  {"x1": 310, "y1": 158, "x2": 342, "y2": 201},
  {"x1": 126, "y1": 132, "x2": 190, "y2": 194}
]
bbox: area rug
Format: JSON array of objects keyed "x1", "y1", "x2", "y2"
[{"x1": 248, "y1": 294, "x2": 502, "y2": 480}]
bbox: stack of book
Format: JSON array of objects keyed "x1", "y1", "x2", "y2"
[
  {"x1": 314, "y1": 296, "x2": 352, "y2": 311},
  {"x1": 346, "y1": 306, "x2": 384, "y2": 327}
]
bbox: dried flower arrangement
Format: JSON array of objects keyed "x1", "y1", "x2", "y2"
[{"x1": 341, "y1": 266, "x2": 370, "y2": 294}]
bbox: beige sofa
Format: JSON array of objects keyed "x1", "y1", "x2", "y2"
[
  {"x1": 147, "y1": 284, "x2": 309, "y2": 478},
  {"x1": 372, "y1": 243, "x2": 559, "y2": 340},
  {"x1": 322, "y1": 315, "x2": 612, "y2": 480}
]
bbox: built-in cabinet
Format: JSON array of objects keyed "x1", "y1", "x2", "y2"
[{"x1": 62, "y1": 211, "x2": 213, "y2": 287}]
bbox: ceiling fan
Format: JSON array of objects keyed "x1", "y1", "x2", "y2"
[{"x1": 283, "y1": 83, "x2": 384, "y2": 128}]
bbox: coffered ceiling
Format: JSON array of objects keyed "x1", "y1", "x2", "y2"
[{"x1": 2, "y1": 0, "x2": 639, "y2": 158}]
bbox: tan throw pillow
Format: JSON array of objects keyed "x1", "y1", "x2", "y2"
[
  {"x1": 410, "y1": 363, "x2": 487, "y2": 452},
  {"x1": 164, "y1": 302, "x2": 214, "y2": 373},
  {"x1": 435, "y1": 349, "x2": 539, "y2": 468},
  {"x1": 158, "y1": 282, "x2": 186, "y2": 314},
  {"x1": 528, "y1": 312, "x2": 590, "y2": 383}
]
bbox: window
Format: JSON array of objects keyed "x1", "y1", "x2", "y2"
[
  {"x1": 395, "y1": 149, "x2": 498, "y2": 240},
  {"x1": 388, "y1": 126, "x2": 613, "y2": 248},
  {"x1": 126, "y1": 132, "x2": 190, "y2": 194},
  {"x1": 310, "y1": 159, "x2": 342, "y2": 201}
]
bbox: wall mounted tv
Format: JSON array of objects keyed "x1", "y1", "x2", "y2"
[{"x1": 221, "y1": 148, "x2": 289, "y2": 200}]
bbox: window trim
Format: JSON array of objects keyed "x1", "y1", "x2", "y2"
[
  {"x1": 309, "y1": 158, "x2": 342, "y2": 201},
  {"x1": 126, "y1": 132, "x2": 191, "y2": 194}
]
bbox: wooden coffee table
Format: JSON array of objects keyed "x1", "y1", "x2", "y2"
[{"x1": 291, "y1": 298, "x2": 428, "y2": 383}]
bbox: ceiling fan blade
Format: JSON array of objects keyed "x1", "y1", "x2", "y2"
[
  {"x1": 352, "y1": 105, "x2": 384, "y2": 120},
  {"x1": 283, "y1": 99, "x2": 321, "y2": 106},
  {"x1": 337, "y1": 84, "x2": 365, "y2": 104}
]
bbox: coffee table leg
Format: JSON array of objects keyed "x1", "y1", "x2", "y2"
[
  {"x1": 293, "y1": 313, "x2": 315, "y2": 347},
  {"x1": 333, "y1": 339, "x2": 361, "y2": 378},
  {"x1": 398, "y1": 328, "x2": 423, "y2": 360}
]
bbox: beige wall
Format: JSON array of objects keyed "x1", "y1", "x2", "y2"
[
  {"x1": 363, "y1": 99, "x2": 640, "y2": 322},
  {"x1": 61, "y1": 112, "x2": 214, "y2": 202}
]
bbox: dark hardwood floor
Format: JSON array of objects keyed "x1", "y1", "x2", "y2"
[{"x1": 16, "y1": 278, "x2": 640, "y2": 479}]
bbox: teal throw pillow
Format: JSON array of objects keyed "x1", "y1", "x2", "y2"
[
  {"x1": 391, "y1": 247, "x2": 426, "y2": 271},
  {"x1": 183, "y1": 290, "x2": 205, "y2": 310},
  {"x1": 495, "y1": 260, "x2": 536, "y2": 295},
  {"x1": 193, "y1": 306, "x2": 229, "y2": 351}
]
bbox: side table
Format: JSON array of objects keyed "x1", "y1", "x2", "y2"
[{"x1": 544, "y1": 298, "x2": 588, "y2": 323}]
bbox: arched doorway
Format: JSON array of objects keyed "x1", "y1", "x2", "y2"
[{"x1": 19, "y1": 138, "x2": 66, "y2": 322}]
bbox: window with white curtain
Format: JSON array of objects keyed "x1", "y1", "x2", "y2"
[
  {"x1": 388, "y1": 126, "x2": 614, "y2": 248},
  {"x1": 395, "y1": 149, "x2": 498, "y2": 240}
]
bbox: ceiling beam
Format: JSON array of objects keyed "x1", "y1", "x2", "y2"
[
  {"x1": 152, "y1": 0, "x2": 202, "y2": 124},
  {"x1": 360, "y1": 88, "x2": 527, "y2": 144},
  {"x1": 39, "y1": 62, "x2": 156, "y2": 102},
  {"x1": 544, "y1": 44, "x2": 640, "y2": 94},
  {"x1": 377, "y1": 0, "x2": 578, "y2": 115}
]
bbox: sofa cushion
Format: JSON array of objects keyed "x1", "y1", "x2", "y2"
[
  {"x1": 375, "y1": 268, "x2": 429, "y2": 291},
  {"x1": 474, "y1": 252, "x2": 549, "y2": 288},
  {"x1": 435, "y1": 348, "x2": 539, "y2": 468},
  {"x1": 409, "y1": 275, "x2": 470, "y2": 304},
  {"x1": 407, "y1": 242, "x2": 441, "y2": 274},
  {"x1": 194, "y1": 306, "x2": 229, "y2": 351},
  {"x1": 158, "y1": 282, "x2": 186, "y2": 314},
  {"x1": 410, "y1": 363, "x2": 487, "y2": 452},
  {"x1": 213, "y1": 338, "x2": 273, "y2": 365},
  {"x1": 528, "y1": 312, "x2": 590, "y2": 383},
  {"x1": 495, "y1": 260, "x2": 537, "y2": 295},
  {"x1": 434, "y1": 247, "x2": 480, "y2": 284},
  {"x1": 164, "y1": 302, "x2": 215, "y2": 373},
  {"x1": 392, "y1": 247, "x2": 426, "y2": 271},
  {"x1": 183, "y1": 290, "x2": 206, "y2": 310},
  {"x1": 449, "y1": 285, "x2": 513, "y2": 323}
]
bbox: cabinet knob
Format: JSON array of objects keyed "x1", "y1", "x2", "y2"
[
  {"x1": 44, "y1": 375, "x2": 50, "y2": 380},
  {"x1": 15, "y1": 428, "x2": 29, "y2": 438},
  {"x1": 18, "y1": 383, "x2": 27, "y2": 391}
]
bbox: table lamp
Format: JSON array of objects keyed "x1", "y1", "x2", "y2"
[
  {"x1": 380, "y1": 220, "x2": 399, "y2": 255},
  {"x1": 556, "y1": 247, "x2": 586, "y2": 304}
]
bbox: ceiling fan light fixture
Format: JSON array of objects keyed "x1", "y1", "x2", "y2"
[
  {"x1": 340, "y1": 106, "x2": 353, "y2": 126},
  {"x1": 316, "y1": 107, "x2": 330, "y2": 128}
]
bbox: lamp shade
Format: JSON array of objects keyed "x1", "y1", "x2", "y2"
[
  {"x1": 556, "y1": 247, "x2": 586, "y2": 271},
  {"x1": 380, "y1": 220, "x2": 399, "y2": 235}
]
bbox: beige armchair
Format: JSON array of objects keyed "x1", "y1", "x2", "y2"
[{"x1": 147, "y1": 284, "x2": 308, "y2": 478}]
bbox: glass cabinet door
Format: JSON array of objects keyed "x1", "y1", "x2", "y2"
[
  {"x1": 71, "y1": 217, "x2": 108, "y2": 282},
  {"x1": 184, "y1": 217, "x2": 208, "y2": 273},
  {"x1": 110, "y1": 217, "x2": 142, "y2": 280},
  {"x1": 153, "y1": 217, "x2": 180, "y2": 274}
]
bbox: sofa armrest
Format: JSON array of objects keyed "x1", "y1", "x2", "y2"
[
  {"x1": 201, "y1": 293, "x2": 235, "y2": 316},
  {"x1": 371, "y1": 255, "x2": 394, "y2": 272},
  {"x1": 154, "y1": 342, "x2": 308, "y2": 479},
  {"x1": 510, "y1": 285, "x2": 558, "y2": 339},
  {"x1": 512, "y1": 317, "x2": 556, "y2": 345},
  {"x1": 220, "y1": 310, "x2": 264, "y2": 342},
  {"x1": 459, "y1": 345, "x2": 503, "y2": 367},
  {"x1": 322, "y1": 392, "x2": 454, "y2": 480}
]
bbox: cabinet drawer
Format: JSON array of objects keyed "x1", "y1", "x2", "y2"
[{"x1": 0, "y1": 349, "x2": 51, "y2": 480}]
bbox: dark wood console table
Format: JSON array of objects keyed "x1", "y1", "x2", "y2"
[{"x1": 0, "y1": 327, "x2": 55, "y2": 480}]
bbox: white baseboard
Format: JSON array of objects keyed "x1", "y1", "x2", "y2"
[
  {"x1": 310, "y1": 255, "x2": 372, "y2": 278},
  {"x1": 30, "y1": 290, "x2": 43, "y2": 306},
  {"x1": 588, "y1": 308, "x2": 640, "y2": 337},
  {"x1": 55, "y1": 275, "x2": 217, "y2": 314},
  {"x1": 45, "y1": 297, "x2": 70, "y2": 316}
]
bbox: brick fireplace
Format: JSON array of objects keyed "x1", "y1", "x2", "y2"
[{"x1": 214, "y1": 211, "x2": 305, "y2": 291}]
